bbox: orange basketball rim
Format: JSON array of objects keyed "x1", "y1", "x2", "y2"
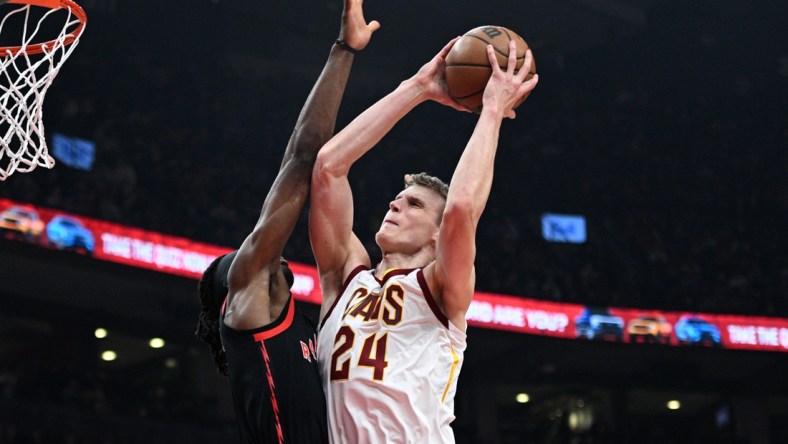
[
  {"x1": 0, "y1": 0, "x2": 87, "y2": 180},
  {"x1": 0, "y1": 0, "x2": 87, "y2": 56}
]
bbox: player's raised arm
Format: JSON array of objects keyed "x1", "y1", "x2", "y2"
[
  {"x1": 279, "y1": 0, "x2": 379, "y2": 170},
  {"x1": 430, "y1": 42, "x2": 539, "y2": 326},
  {"x1": 228, "y1": 0, "x2": 378, "y2": 306},
  {"x1": 309, "y1": 38, "x2": 464, "y2": 311}
]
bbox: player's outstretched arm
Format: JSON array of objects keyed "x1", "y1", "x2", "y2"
[
  {"x1": 308, "y1": 39, "x2": 461, "y2": 314},
  {"x1": 280, "y1": 0, "x2": 380, "y2": 169},
  {"x1": 429, "y1": 43, "x2": 539, "y2": 327},
  {"x1": 228, "y1": 0, "x2": 378, "y2": 311}
]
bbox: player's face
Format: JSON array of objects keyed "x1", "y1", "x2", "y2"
[{"x1": 375, "y1": 185, "x2": 444, "y2": 254}]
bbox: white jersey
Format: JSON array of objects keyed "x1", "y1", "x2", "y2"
[{"x1": 317, "y1": 266, "x2": 467, "y2": 444}]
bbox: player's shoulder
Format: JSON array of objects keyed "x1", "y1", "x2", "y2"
[{"x1": 419, "y1": 261, "x2": 440, "y2": 288}]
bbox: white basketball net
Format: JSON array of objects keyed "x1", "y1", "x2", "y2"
[{"x1": 0, "y1": 1, "x2": 85, "y2": 180}]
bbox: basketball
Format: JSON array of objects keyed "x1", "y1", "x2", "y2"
[{"x1": 445, "y1": 25, "x2": 536, "y2": 113}]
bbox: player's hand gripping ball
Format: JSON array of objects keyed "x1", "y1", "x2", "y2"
[{"x1": 445, "y1": 25, "x2": 536, "y2": 113}]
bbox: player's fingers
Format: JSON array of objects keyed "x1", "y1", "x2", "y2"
[
  {"x1": 454, "y1": 103, "x2": 472, "y2": 113},
  {"x1": 519, "y1": 73, "x2": 539, "y2": 93},
  {"x1": 516, "y1": 49, "x2": 534, "y2": 82},
  {"x1": 440, "y1": 99, "x2": 468, "y2": 113},
  {"x1": 345, "y1": 0, "x2": 357, "y2": 14},
  {"x1": 506, "y1": 40, "x2": 517, "y2": 75},
  {"x1": 512, "y1": 75, "x2": 538, "y2": 106},
  {"x1": 367, "y1": 20, "x2": 381, "y2": 33},
  {"x1": 438, "y1": 37, "x2": 461, "y2": 58},
  {"x1": 486, "y1": 44, "x2": 500, "y2": 74},
  {"x1": 441, "y1": 96, "x2": 469, "y2": 112}
]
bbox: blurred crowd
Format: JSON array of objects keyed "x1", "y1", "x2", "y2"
[
  {"x1": 0, "y1": 357, "x2": 228, "y2": 444},
  {"x1": 1, "y1": 4, "x2": 786, "y2": 319},
  {"x1": 1, "y1": 3, "x2": 786, "y2": 444}
]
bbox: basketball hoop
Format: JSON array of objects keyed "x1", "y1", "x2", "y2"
[{"x1": 0, "y1": 0, "x2": 87, "y2": 181}]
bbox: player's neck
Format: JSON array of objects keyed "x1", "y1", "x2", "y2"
[{"x1": 376, "y1": 250, "x2": 434, "y2": 278}]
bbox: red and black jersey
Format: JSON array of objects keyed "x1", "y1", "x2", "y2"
[{"x1": 220, "y1": 294, "x2": 327, "y2": 444}]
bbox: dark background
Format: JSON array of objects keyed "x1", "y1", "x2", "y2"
[{"x1": 1, "y1": 0, "x2": 786, "y2": 443}]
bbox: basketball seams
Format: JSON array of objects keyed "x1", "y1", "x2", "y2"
[
  {"x1": 450, "y1": 35, "x2": 525, "y2": 67},
  {"x1": 446, "y1": 63, "x2": 493, "y2": 68},
  {"x1": 446, "y1": 25, "x2": 533, "y2": 112},
  {"x1": 501, "y1": 28, "x2": 513, "y2": 40},
  {"x1": 502, "y1": 26, "x2": 528, "y2": 60},
  {"x1": 452, "y1": 88, "x2": 486, "y2": 100},
  {"x1": 462, "y1": 34, "x2": 514, "y2": 60},
  {"x1": 446, "y1": 65, "x2": 489, "y2": 99},
  {"x1": 446, "y1": 65, "x2": 490, "y2": 99}
]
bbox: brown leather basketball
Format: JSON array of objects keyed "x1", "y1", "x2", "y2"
[{"x1": 445, "y1": 25, "x2": 536, "y2": 113}]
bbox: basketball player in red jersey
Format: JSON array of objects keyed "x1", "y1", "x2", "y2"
[
  {"x1": 310, "y1": 41, "x2": 538, "y2": 442},
  {"x1": 194, "y1": 1, "x2": 379, "y2": 443}
]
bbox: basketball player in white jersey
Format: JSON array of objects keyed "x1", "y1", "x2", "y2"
[{"x1": 309, "y1": 40, "x2": 538, "y2": 443}]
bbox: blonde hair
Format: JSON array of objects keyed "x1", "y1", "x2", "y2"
[{"x1": 404, "y1": 172, "x2": 448, "y2": 200}]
